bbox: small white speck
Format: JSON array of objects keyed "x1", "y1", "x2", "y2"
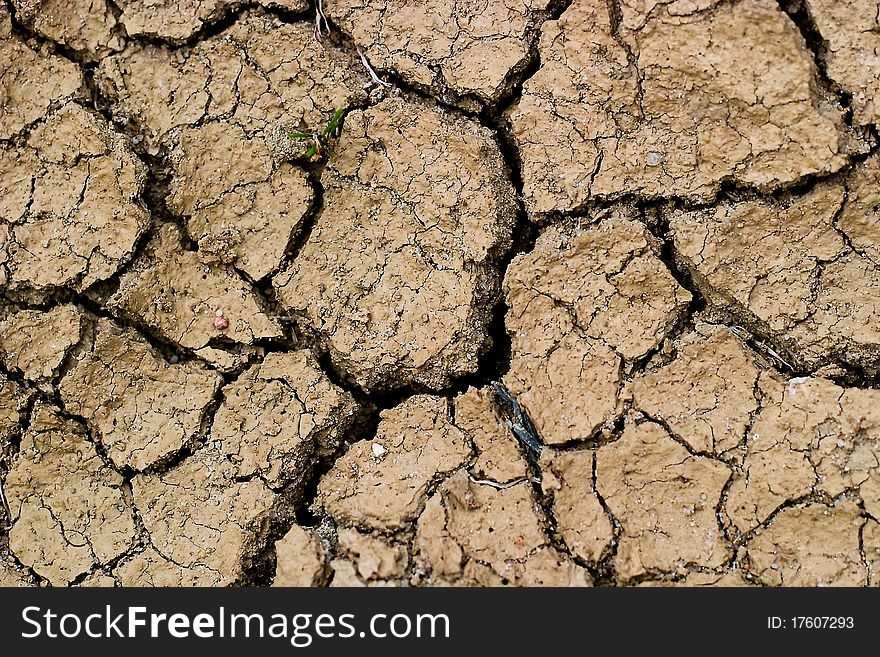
[
  {"x1": 371, "y1": 443, "x2": 387, "y2": 458},
  {"x1": 787, "y1": 377, "x2": 810, "y2": 397}
]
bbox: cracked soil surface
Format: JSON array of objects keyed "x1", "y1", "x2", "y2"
[{"x1": 2, "y1": 0, "x2": 880, "y2": 587}]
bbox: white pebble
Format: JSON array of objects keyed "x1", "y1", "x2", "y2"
[{"x1": 371, "y1": 443, "x2": 387, "y2": 458}]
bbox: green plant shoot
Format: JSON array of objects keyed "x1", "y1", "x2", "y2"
[{"x1": 289, "y1": 107, "x2": 347, "y2": 162}]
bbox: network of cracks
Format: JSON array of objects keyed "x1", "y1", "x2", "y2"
[{"x1": 2, "y1": 0, "x2": 880, "y2": 587}]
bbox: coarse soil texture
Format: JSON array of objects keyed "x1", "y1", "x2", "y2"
[{"x1": 2, "y1": 0, "x2": 880, "y2": 588}]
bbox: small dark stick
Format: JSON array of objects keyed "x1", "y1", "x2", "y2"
[{"x1": 492, "y1": 381, "x2": 543, "y2": 464}]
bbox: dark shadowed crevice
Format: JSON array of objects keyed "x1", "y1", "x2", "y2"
[
  {"x1": 778, "y1": 0, "x2": 880, "y2": 150},
  {"x1": 777, "y1": 1, "x2": 847, "y2": 112},
  {"x1": 590, "y1": 450, "x2": 622, "y2": 586},
  {"x1": 119, "y1": 0, "x2": 312, "y2": 51}
]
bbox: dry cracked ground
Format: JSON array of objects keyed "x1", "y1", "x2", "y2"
[{"x1": 2, "y1": 0, "x2": 880, "y2": 588}]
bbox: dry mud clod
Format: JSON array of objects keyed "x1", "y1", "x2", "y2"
[
  {"x1": 324, "y1": 0, "x2": 556, "y2": 111},
  {"x1": 0, "y1": 304, "x2": 84, "y2": 385},
  {"x1": 744, "y1": 500, "x2": 867, "y2": 586},
  {"x1": 0, "y1": 6, "x2": 83, "y2": 140},
  {"x1": 630, "y1": 324, "x2": 763, "y2": 457},
  {"x1": 123, "y1": 447, "x2": 280, "y2": 586},
  {"x1": 11, "y1": 0, "x2": 123, "y2": 60},
  {"x1": 508, "y1": 0, "x2": 861, "y2": 216},
  {"x1": 670, "y1": 154, "x2": 880, "y2": 373},
  {"x1": 109, "y1": 223, "x2": 283, "y2": 359},
  {"x1": 803, "y1": 0, "x2": 880, "y2": 129},
  {"x1": 503, "y1": 213, "x2": 691, "y2": 445},
  {"x1": 211, "y1": 350, "x2": 357, "y2": 489},
  {"x1": 59, "y1": 316, "x2": 223, "y2": 472},
  {"x1": 274, "y1": 95, "x2": 517, "y2": 391},
  {"x1": 5, "y1": 403, "x2": 136, "y2": 585},
  {"x1": 595, "y1": 420, "x2": 731, "y2": 582},
  {"x1": 2, "y1": 102, "x2": 149, "y2": 301},
  {"x1": 273, "y1": 524, "x2": 327, "y2": 586},
  {"x1": 725, "y1": 375, "x2": 880, "y2": 533}
]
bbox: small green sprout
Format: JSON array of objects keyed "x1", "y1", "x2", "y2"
[{"x1": 288, "y1": 108, "x2": 346, "y2": 162}]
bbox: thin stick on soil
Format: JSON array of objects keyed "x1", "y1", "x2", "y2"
[
  {"x1": 357, "y1": 46, "x2": 392, "y2": 87},
  {"x1": 468, "y1": 475, "x2": 531, "y2": 490},
  {"x1": 0, "y1": 481, "x2": 11, "y2": 530}
]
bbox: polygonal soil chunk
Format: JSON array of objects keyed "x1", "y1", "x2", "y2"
[
  {"x1": 455, "y1": 387, "x2": 528, "y2": 485},
  {"x1": 113, "y1": 546, "x2": 208, "y2": 586},
  {"x1": 166, "y1": 121, "x2": 311, "y2": 281},
  {"x1": 540, "y1": 448, "x2": 613, "y2": 564},
  {"x1": 274, "y1": 96, "x2": 516, "y2": 391},
  {"x1": 11, "y1": 0, "x2": 122, "y2": 60},
  {"x1": 1, "y1": 103, "x2": 149, "y2": 300},
  {"x1": 0, "y1": 558, "x2": 36, "y2": 587},
  {"x1": 273, "y1": 525, "x2": 327, "y2": 587},
  {"x1": 97, "y1": 16, "x2": 366, "y2": 149},
  {"x1": 326, "y1": 0, "x2": 553, "y2": 108},
  {"x1": 595, "y1": 421, "x2": 731, "y2": 581},
  {"x1": 414, "y1": 470, "x2": 590, "y2": 586},
  {"x1": 640, "y1": 570, "x2": 755, "y2": 587},
  {"x1": 805, "y1": 0, "x2": 880, "y2": 128},
  {"x1": 190, "y1": 165, "x2": 313, "y2": 280},
  {"x1": 671, "y1": 186, "x2": 845, "y2": 334},
  {"x1": 115, "y1": 0, "x2": 308, "y2": 41},
  {"x1": 0, "y1": 304, "x2": 84, "y2": 383},
  {"x1": 864, "y1": 520, "x2": 880, "y2": 587},
  {"x1": 0, "y1": 7, "x2": 82, "y2": 139},
  {"x1": 167, "y1": 121, "x2": 276, "y2": 217},
  {"x1": 415, "y1": 472, "x2": 543, "y2": 581},
  {"x1": 129, "y1": 447, "x2": 280, "y2": 586},
  {"x1": 670, "y1": 179, "x2": 880, "y2": 372},
  {"x1": 330, "y1": 528, "x2": 409, "y2": 586},
  {"x1": 631, "y1": 324, "x2": 762, "y2": 456},
  {"x1": 59, "y1": 318, "x2": 222, "y2": 471},
  {"x1": 212, "y1": 350, "x2": 357, "y2": 489},
  {"x1": 94, "y1": 44, "x2": 213, "y2": 149},
  {"x1": 725, "y1": 375, "x2": 880, "y2": 533},
  {"x1": 76, "y1": 573, "x2": 117, "y2": 587},
  {"x1": 837, "y1": 154, "x2": 880, "y2": 266},
  {"x1": 95, "y1": 15, "x2": 366, "y2": 279},
  {"x1": 503, "y1": 216, "x2": 690, "y2": 444},
  {"x1": 512, "y1": 547, "x2": 593, "y2": 586},
  {"x1": 5, "y1": 403, "x2": 136, "y2": 585},
  {"x1": 0, "y1": 375, "x2": 29, "y2": 444},
  {"x1": 316, "y1": 395, "x2": 471, "y2": 532},
  {"x1": 508, "y1": 0, "x2": 853, "y2": 215},
  {"x1": 109, "y1": 223, "x2": 282, "y2": 355},
  {"x1": 745, "y1": 500, "x2": 867, "y2": 586}
]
